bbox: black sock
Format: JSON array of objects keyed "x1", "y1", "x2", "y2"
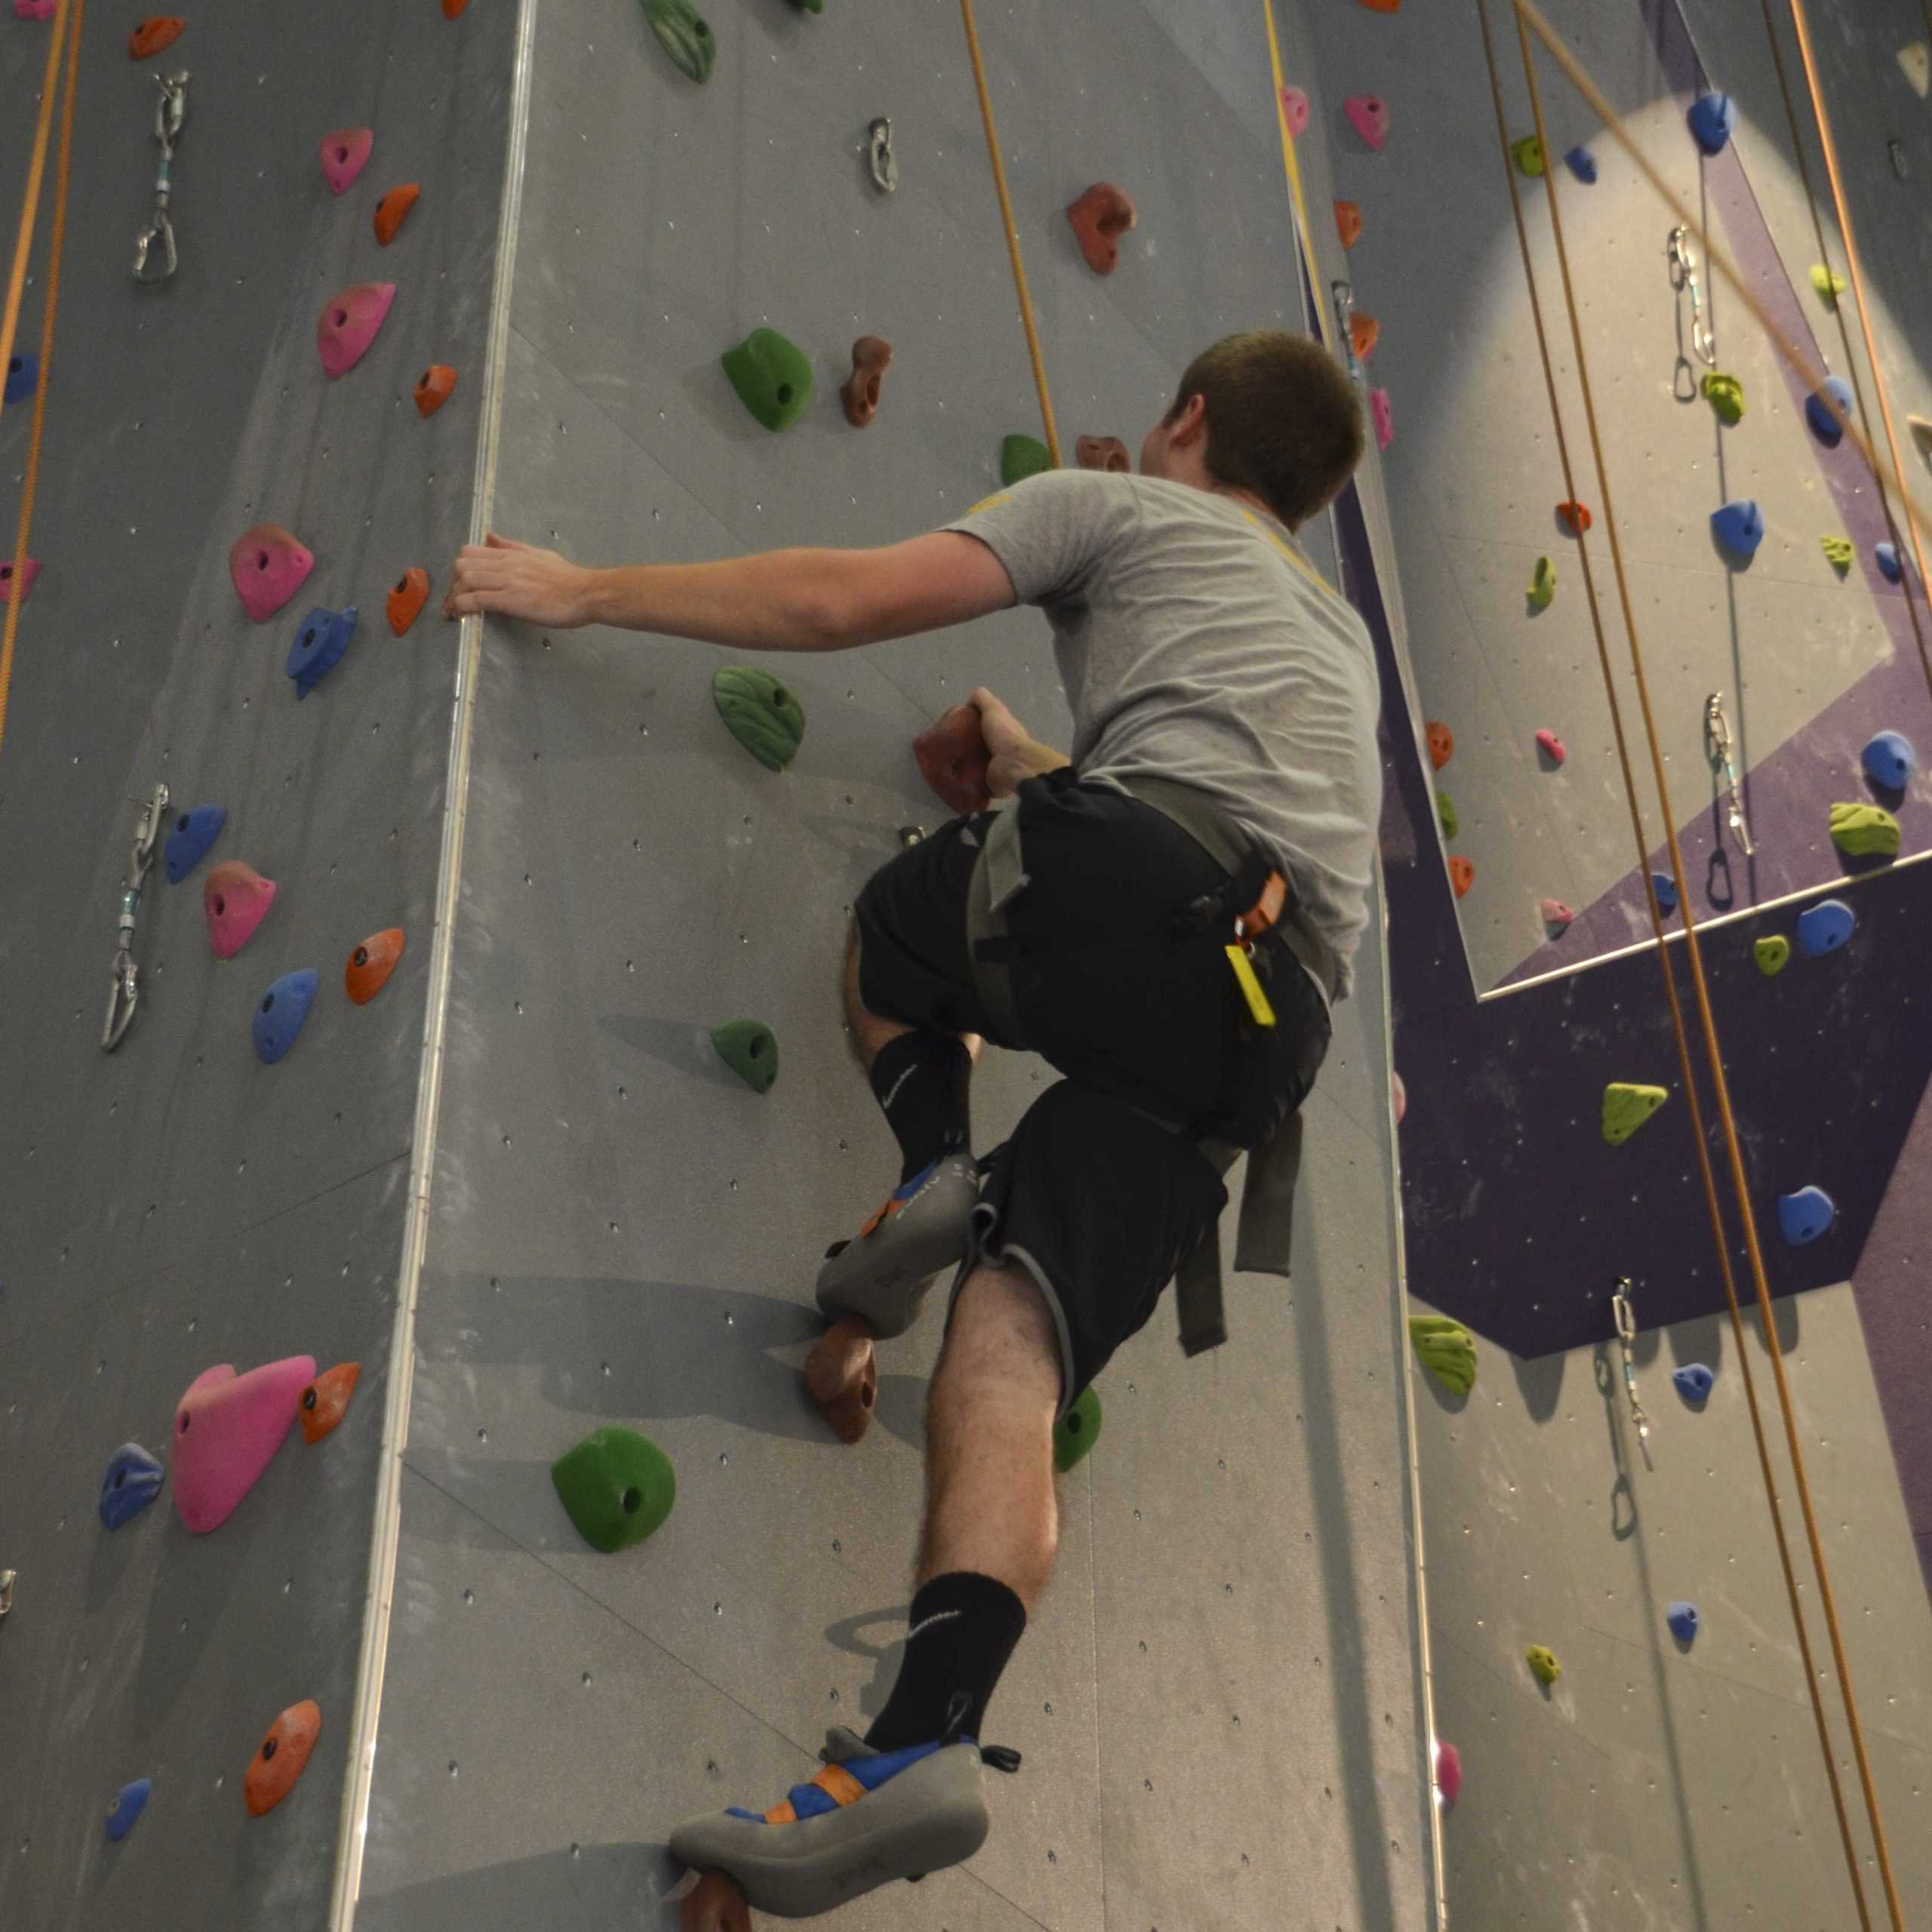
[
  {"x1": 864, "y1": 1573, "x2": 1027, "y2": 1752},
  {"x1": 868, "y1": 1032, "x2": 972, "y2": 1185}
]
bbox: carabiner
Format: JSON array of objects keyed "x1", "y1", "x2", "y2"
[
  {"x1": 134, "y1": 72, "x2": 189, "y2": 285},
  {"x1": 1704, "y1": 691, "x2": 1755, "y2": 857},
  {"x1": 1667, "y1": 225, "x2": 1715, "y2": 370},
  {"x1": 867, "y1": 116, "x2": 897, "y2": 195},
  {"x1": 101, "y1": 783, "x2": 168, "y2": 1051},
  {"x1": 1611, "y1": 1277, "x2": 1650, "y2": 1441}
]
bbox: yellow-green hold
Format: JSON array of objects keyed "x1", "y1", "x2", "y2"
[
  {"x1": 1602, "y1": 1081, "x2": 1667, "y2": 1146},
  {"x1": 1700, "y1": 371, "x2": 1745, "y2": 424},
  {"x1": 1512, "y1": 134, "x2": 1546, "y2": 177},
  {"x1": 1820, "y1": 534, "x2": 1854, "y2": 575},
  {"x1": 1526, "y1": 1644, "x2": 1562, "y2": 1687},
  {"x1": 1527, "y1": 555, "x2": 1556, "y2": 611},
  {"x1": 1829, "y1": 800, "x2": 1900, "y2": 858},
  {"x1": 1809, "y1": 263, "x2": 1847, "y2": 306},
  {"x1": 1409, "y1": 1315, "x2": 1478, "y2": 1397},
  {"x1": 1437, "y1": 791, "x2": 1459, "y2": 838},
  {"x1": 1753, "y1": 935, "x2": 1791, "y2": 976}
]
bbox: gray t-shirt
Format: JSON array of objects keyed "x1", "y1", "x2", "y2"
[{"x1": 946, "y1": 470, "x2": 1383, "y2": 996}]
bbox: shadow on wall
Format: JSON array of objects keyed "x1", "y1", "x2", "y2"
[{"x1": 358, "y1": 1839, "x2": 685, "y2": 1931}]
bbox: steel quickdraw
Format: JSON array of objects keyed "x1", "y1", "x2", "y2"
[
  {"x1": 1703, "y1": 691, "x2": 1755, "y2": 856},
  {"x1": 1611, "y1": 1275, "x2": 1651, "y2": 1442},
  {"x1": 102, "y1": 782, "x2": 168, "y2": 1050},
  {"x1": 134, "y1": 70, "x2": 189, "y2": 284},
  {"x1": 1667, "y1": 224, "x2": 1715, "y2": 399}
]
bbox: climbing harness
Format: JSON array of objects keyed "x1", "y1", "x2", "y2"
[
  {"x1": 1611, "y1": 1277, "x2": 1650, "y2": 1441},
  {"x1": 866, "y1": 116, "x2": 897, "y2": 194},
  {"x1": 133, "y1": 70, "x2": 189, "y2": 284},
  {"x1": 1703, "y1": 691, "x2": 1754, "y2": 857},
  {"x1": 1667, "y1": 224, "x2": 1715, "y2": 398},
  {"x1": 102, "y1": 782, "x2": 168, "y2": 1051}
]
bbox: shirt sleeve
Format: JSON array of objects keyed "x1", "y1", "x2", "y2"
[{"x1": 941, "y1": 469, "x2": 1142, "y2": 611}]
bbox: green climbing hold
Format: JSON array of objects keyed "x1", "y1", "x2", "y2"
[
  {"x1": 791, "y1": 0, "x2": 825, "y2": 10},
  {"x1": 1053, "y1": 1386, "x2": 1103, "y2": 1474},
  {"x1": 1820, "y1": 534, "x2": 1854, "y2": 575},
  {"x1": 1000, "y1": 434, "x2": 1053, "y2": 486},
  {"x1": 1601, "y1": 1081, "x2": 1667, "y2": 1146},
  {"x1": 1511, "y1": 134, "x2": 1546, "y2": 177},
  {"x1": 1525, "y1": 1644, "x2": 1562, "y2": 1687},
  {"x1": 1809, "y1": 263, "x2": 1847, "y2": 306},
  {"x1": 551, "y1": 1426, "x2": 676, "y2": 1553},
  {"x1": 1436, "y1": 791, "x2": 1458, "y2": 839},
  {"x1": 1700, "y1": 371, "x2": 1744, "y2": 424},
  {"x1": 1754, "y1": 935, "x2": 1791, "y2": 976},
  {"x1": 712, "y1": 666, "x2": 806, "y2": 771},
  {"x1": 642, "y1": 0, "x2": 715, "y2": 82},
  {"x1": 1408, "y1": 1315, "x2": 1477, "y2": 1398},
  {"x1": 721, "y1": 328, "x2": 813, "y2": 431},
  {"x1": 712, "y1": 1020, "x2": 780, "y2": 1094},
  {"x1": 1829, "y1": 800, "x2": 1900, "y2": 858},
  {"x1": 1527, "y1": 555, "x2": 1556, "y2": 610}
]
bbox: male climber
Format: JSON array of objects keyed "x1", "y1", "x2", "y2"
[{"x1": 445, "y1": 328, "x2": 1383, "y2": 1924}]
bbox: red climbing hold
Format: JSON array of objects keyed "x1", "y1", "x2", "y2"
[
  {"x1": 173, "y1": 1355, "x2": 316, "y2": 1534},
  {"x1": 1535, "y1": 728, "x2": 1566, "y2": 765},
  {"x1": 1541, "y1": 897, "x2": 1574, "y2": 929},
  {"x1": 299, "y1": 1364, "x2": 361, "y2": 1444},
  {"x1": 682, "y1": 1870, "x2": 753, "y2": 1932},
  {"x1": 414, "y1": 365, "x2": 457, "y2": 417},
  {"x1": 914, "y1": 703, "x2": 993, "y2": 816},
  {"x1": 1556, "y1": 500, "x2": 1592, "y2": 535},
  {"x1": 317, "y1": 282, "x2": 397, "y2": 379},
  {"x1": 386, "y1": 567, "x2": 429, "y2": 635},
  {"x1": 15, "y1": 2, "x2": 56, "y2": 20},
  {"x1": 229, "y1": 524, "x2": 315, "y2": 622},
  {"x1": 1349, "y1": 312, "x2": 1380, "y2": 362},
  {"x1": 1448, "y1": 856, "x2": 1475, "y2": 897},
  {"x1": 839, "y1": 335, "x2": 892, "y2": 429},
  {"x1": 319, "y1": 128, "x2": 372, "y2": 196},
  {"x1": 345, "y1": 928, "x2": 405, "y2": 1004},
  {"x1": 203, "y1": 861, "x2": 276, "y2": 960},
  {"x1": 1426, "y1": 721, "x2": 1454, "y2": 770},
  {"x1": 1066, "y1": 183, "x2": 1136, "y2": 275},
  {"x1": 1075, "y1": 434, "x2": 1131, "y2": 473},
  {"x1": 1435, "y1": 1740, "x2": 1462, "y2": 1806},
  {"x1": 0, "y1": 558, "x2": 38, "y2": 603},
  {"x1": 374, "y1": 184, "x2": 420, "y2": 247},
  {"x1": 245, "y1": 1700, "x2": 321, "y2": 1817},
  {"x1": 443, "y1": 0, "x2": 471, "y2": 15},
  {"x1": 1334, "y1": 200, "x2": 1362, "y2": 249},
  {"x1": 1370, "y1": 389, "x2": 1393, "y2": 451},
  {"x1": 128, "y1": 17, "x2": 183, "y2": 60},
  {"x1": 1344, "y1": 96, "x2": 1390, "y2": 151},
  {"x1": 1360, "y1": 0, "x2": 1401, "y2": 11}
]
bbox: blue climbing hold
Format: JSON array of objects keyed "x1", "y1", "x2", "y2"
[
  {"x1": 1673, "y1": 1362, "x2": 1715, "y2": 1403},
  {"x1": 1795, "y1": 897, "x2": 1855, "y2": 956},
  {"x1": 5, "y1": 351, "x2": 37, "y2": 405},
  {"x1": 252, "y1": 968, "x2": 319, "y2": 1065},
  {"x1": 1875, "y1": 542, "x2": 1903, "y2": 583},
  {"x1": 1777, "y1": 1184, "x2": 1835, "y2": 1246},
  {"x1": 1687, "y1": 91, "x2": 1735, "y2": 155},
  {"x1": 99, "y1": 1442, "x2": 165, "y2": 1529},
  {"x1": 163, "y1": 803, "x2": 226, "y2": 884},
  {"x1": 285, "y1": 605, "x2": 358, "y2": 700},
  {"x1": 1651, "y1": 872, "x2": 1679, "y2": 914},
  {"x1": 1710, "y1": 499, "x2": 1764, "y2": 559},
  {"x1": 104, "y1": 1778, "x2": 151, "y2": 1843},
  {"x1": 1666, "y1": 1601, "x2": 1700, "y2": 1644},
  {"x1": 1563, "y1": 145, "x2": 1597, "y2": 183},
  {"x1": 1806, "y1": 376, "x2": 1853, "y2": 446},
  {"x1": 1863, "y1": 730, "x2": 1915, "y2": 791}
]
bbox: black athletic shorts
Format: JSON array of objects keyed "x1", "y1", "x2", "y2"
[{"x1": 854, "y1": 771, "x2": 1331, "y2": 1410}]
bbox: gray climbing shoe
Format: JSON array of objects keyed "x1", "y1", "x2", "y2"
[{"x1": 814, "y1": 1152, "x2": 978, "y2": 1338}]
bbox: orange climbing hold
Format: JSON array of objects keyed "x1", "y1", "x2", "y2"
[
  {"x1": 443, "y1": 0, "x2": 471, "y2": 15},
  {"x1": 1065, "y1": 183, "x2": 1136, "y2": 275},
  {"x1": 682, "y1": 1869, "x2": 752, "y2": 1932},
  {"x1": 1334, "y1": 200, "x2": 1362, "y2": 249},
  {"x1": 345, "y1": 928, "x2": 405, "y2": 1004},
  {"x1": 1349, "y1": 312, "x2": 1380, "y2": 361},
  {"x1": 1075, "y1": 434, "x2": 1131, "y2": 473},
  {"x1": 1426, "y1": 721, "x2": 1454, "y2": 770},
  {"x1": 839, "y1": 335, "x2": 892, "y2": 429},
  {"x1": 128, "y1": 17, "x2": 183, "y2": 58},
  {"x1": 1359, "y1": 0, "x2": 1401, "y2": 10},
  {"x1": 245, "y1": 1701, "x2": 321, "y2": 1817},
  {"x1": 299, "y1": 1364, "x2": 361, "y2": 1444},
  {"x1": 1448, "y1": 856, "x2": 1475, "y2": 897},
  {"x1": 414, "y1": 365, "x2": 457, "y2": 417},
  {"x1": 374, "y1": 184, "x2": 420, "y2": 248},
  {"x1": 386, "y1": 567, "x2": 430, "y2": 635},
  {"x1": 1556, "y1": 500, "x2": 1592, "y2": 535},
  {"x1": 804, "y1": 1318, "x2": 878, "y2": 1445}
]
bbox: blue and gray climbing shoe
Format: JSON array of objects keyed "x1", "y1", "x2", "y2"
[
  {"x1": 670, "y1": 1698, "x2": 1020, "y2": 1919},
  {"x1": 814, "y1": 1152, "x2": 978, "y2": 1338}
]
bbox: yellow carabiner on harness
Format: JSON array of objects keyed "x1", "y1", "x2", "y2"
[{"x1": 1225, "y1": 944, "x2": 1277, "y2": 1029}]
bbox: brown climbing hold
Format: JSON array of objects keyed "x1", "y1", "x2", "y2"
[
  {"x1": 1556, "y1": 500, "x2": 1592, "y2": 535},
  {"x1": 1334, "y1": 200, "x2": 1362, "y2": 249},
  {"x1": 345, "y1": 928, "x2": 405, "y2": 1004},
  {"x1": 914, "y1": 703, "x2": 992, "y2": 816},
  {"x1": 414, "y1": 365, "x2": 457, "y2": 418},
  {"x1": 128, "y1": 17, "x2": 183, "y2": 58},
  {"x1": 1448, "y1": 856, "x2": 1475, "y2": 897},
  {"x1": 386, "y1": 568, "x2": 429, "y2": 635},
  {"x1": 299, "y1": 1364, "x2": 361, "y2": 1444},
  {"x1": 373, "y1": 184, "x2": 420, "y2": 248},
  {"x1": 245, "y1": 1700, "x2": 321, "y2": 1817},
  {"x1": 443, "y1": 0, "x2": 471, "y2": 14},
  {"x1": 1075, "y1": 434, "x2": 1131, "y2": 473},
  {"x1": 1066, "y1": 183, "x2": 1136, "y2": 275},
  {"x1": 682, "y1": 1870, "x2": 753, "y2": 1932},
  {"x1": 1349, "y1": 312, "x2": 1380, "y2": 362},
  {"x1": 1426, "y1": 721, "x2": 1454, "y2": 770},
  {"x1": 804, "y1": 1318, "x2": 878, "y2": 1444},
  {"x1": 839, "y1": 335, "x2": 892, "y2": 429}
]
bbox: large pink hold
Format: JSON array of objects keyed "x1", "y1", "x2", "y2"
[
  {"x1": 317, "y1": 281, "x2": 396, "y2": 378},
  {"x1": 204, "y1": 860, "x2": 277, "y2": 959},
  {"x1": 319, "y1": 127, "x2": 373, "y2": 195},
  {"x1": 1435, "y1": 1740, "x2": 1463, "y2": 1807},
  {"x1": 229, "y1": 523, "x2": 315, "y2": 623},
  {"x1": 1279, "y1": 86, "x2": 1309, "y2": 137},
  {"x1": 1344, "y1": 95, "x2": 1389, "y2": 150},
  {"x1": 172, "y1": 1356, "x2": 316, "y2": 1535},
  {"x1": 1369, "y1": 388, "x2": 1393, "y2": 451},
  {"x1": 0, "y1": 558, "x2": 38, "y2": 601}
]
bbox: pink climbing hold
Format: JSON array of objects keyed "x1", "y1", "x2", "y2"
[
  {"x1": 0, "y1": 558, "x2": 39, "y2": 602},
  {"x1": 1391, "y1": 1070, "x2": 1407, "y2": 1123},
  {"x1": 1435, "y1": 1740, "x2": 1463, "y2": 1807},
  {"x1": 1535, "y1": 728, "x2": 1566, "y2": 765},
  {"x1": 1279, "y1": 86, "x2": 1309, "y2": 137},
  {"x1": 14, "y1": 2, "x2": 57, "y2": 20},
  {"x1": 316, "y1": 281, "x2": 397, "y2": 378},
  {"x1": 319, "y1": 128, "x2": 374, "y2": 196},
  {"x1": 1344, "y1": 95, "x2": 1389, "y2": 150},
  {"x1": 171, "y1": 1355, "x2": 317, "y2": 1535},
  {"x1": 203, "y1": 860, "x2": 277, "y2": 960},
  {"x1": 229, "y1": 524, "x2": 315, "y2": 623},
  {"x1": 1370, "y1": 388, "x2": 1393, "y2": 451},
  {"x1": 1541, "y1": 897, "x2": 1575, "y2": 929}
]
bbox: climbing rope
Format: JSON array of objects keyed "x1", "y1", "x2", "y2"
[
  {"x1": 1478, "y1": 2, "x2": 1903, "y2": 1921},
  {"x1": 0, "y1": 0, "x2": 83, "y2": 768},
  {"x1": 957, "y1": 0, "x2": 1061, "y2": 467}
]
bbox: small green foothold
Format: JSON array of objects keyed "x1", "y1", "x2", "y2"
[
  {"x1": 712, "y1": 1020, "x2": 779, "y2": 1094},
  {"x1": 1809, "y1": 263, "x2": 1847, "y2": 306},
  {"x1": 1820, "y1": 534, "x2": 1854, "y2": 575},
  {"x1": 1527, "y1": 555, "x2": 1556, "y2": 610},
  {"x1": 551, "y1": 1426, "x2": 676, "y2": 1553},
  {"x1": 721, "y1": 327, "x2": 814, "y2": 431},
  {"x1": 1829, "y1": 800, "x2": 1901, "y2": 858},
  {"x1": 1525, "y1": 1644, "x2": 1562, "y2": 1687},
  {"x1": 1000, "y1": 434, "x2": 1053, "y2": 486},
  {"x1": 1436, "y1": 791, "x2": 1459, "y2": 839},
  {"x1": 1511, "y1": 134, "x2": 1546, "y2": 177},
  {"x1": 1053, "y1": 1386, "x2": 1103, "y2": 1474},
  {"x1": 792, "y1": 0, "x2": 825, "y2": 10},
  {"x1": 1700, "y1": 371, "x2": 1745, "y2": 424},
  {"x1": 1754, "y1": 935, "x2": 1791, "y2": 976},
  {"x1": 712, "y1": 666, "x2": 806, "y2": 771},
  {"x1": 1408, "y1": 1315, "x2": 1478, "y2": 1397},
  {"x1": 642, "y1": 0, "x2": 716, "y2": 82},
  {"x1": 1602, "y1": 1081, "x2": 1667, "y2": 1146}
]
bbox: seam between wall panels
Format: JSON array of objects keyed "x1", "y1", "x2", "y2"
[{"x1": 326, "y1": 2, "x2": 542, "y2": 1922}]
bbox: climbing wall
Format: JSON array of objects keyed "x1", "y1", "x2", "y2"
[
  {"x1": 355, "y1": 2, "x2": 1432, "y2": 1929},
  {"x1": 0, "y1": 4, "x2": 516, "y2": 1927}
]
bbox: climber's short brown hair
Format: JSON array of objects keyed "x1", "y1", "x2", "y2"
[{"x1": 1168, "y1": 329, "x2": 1364, "y2": 530}]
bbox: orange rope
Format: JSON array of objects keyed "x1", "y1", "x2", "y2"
[
  {"x1": 957, "y1": 0, "x2": 1062, "y2": 466},
  {"x1": 1500, "y1": 2, "x2": 1903, "y2": 1920},
  {"x1": 0, "y1": 0, "x2": 79, "y2": 764}
]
